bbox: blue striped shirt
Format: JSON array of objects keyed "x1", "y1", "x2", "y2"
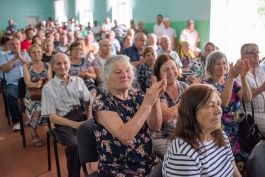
[{"x1": 162, "y1": 131, "x2": 234, "y2": 177}]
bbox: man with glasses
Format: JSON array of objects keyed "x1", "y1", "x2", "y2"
[{"x1": 236, "y1": 43, "x2": 265, "y2": 137}]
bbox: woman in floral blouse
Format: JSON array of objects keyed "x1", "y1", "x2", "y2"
[
  {"x1": 186, "y1": 42, "x2": 216, "y2": 84},
  {"x1": 93, "y1": 55, "x2": 166, "y2": 176},
  {"x1": 202, "y1": 50, "x2": 252, "y2": 176}
]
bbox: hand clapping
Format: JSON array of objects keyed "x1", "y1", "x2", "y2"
[
  {"x1": 228, "y1": 60, "x2": 243, "y2": 79},
  {"x1": 143, "y1": 74, "x2": 167, "y2": 106}
]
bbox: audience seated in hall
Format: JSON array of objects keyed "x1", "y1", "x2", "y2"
[
  {"x1": 186, "y1": 42, "x2": 216, "y2": 84},
  {"x1": 101, "y1": 17, "x2": 112, "y2": 40},
  {"x1": 69, "y1": 41, "x2": 97, "y2": 88},
  {"x1": 0, "y1": 37, "x2": 31, "y2": 131},
  {"x1": 111, "y1": 20, "x2": 127, "y2": 44},
  {"x1": 21, "y1": 28, "x2": 34, "y2": 52},
  {"x1": 93, "y1": 55, "x2": 166, "y2": 176},
  {"x1": 83, "y1": 33, "x2": 99, "y2": 60},
  {"x1": 32, "y1": 35, "x2": 42, "y2": 46},
  {"x1": 179, "y1": 41, "x2": 195, "y2": 73},
  {"x1": 92, "y1": 39, "x2": 112, "y2": 81},
  {"x1": 55, "y1": 33, "x2": 69, "y2": 55},
  {"x1": 105, "y1": 30, "x2": 121, "y2": 55},
  {"x1": 90, "y1": 20, "x2": 101, "y2": 42},
  {"x1": 6, "y1": 19, "x2": 19, "y2": 32},
  {"x1": 41, "y1": 53, "x2": 94, "y2": 177},
  {"x1": 202, "y1": 50, "x2": 251, "y2": 176},
  {"x1": 157, "y1": 35, "x2": 182, "y2": 71},
  {"x1": 236, "y1": 43, "x2": 265, "y2": 138},
  {"x1": 23, "y1": 44, "x2": 52, "y2": 147},
  {"x1": 152, "y1": 54, "x2": 189, "y2": 156},
  {"x1": 163, "y1": 84, "x2": 241, "y2": 177},
  {"x1": 41, "y1": 38, "x2": 55, "y2": 63},
  {"x1": 120, "y1": 35, "x2": 133, "y2": 53},
  {"x1": 147, "y1": 33, "x2": 161, "y2": 52},
  {"x1": 136, "y1": 21, "x2": 148, "y2": 36},
  {"x1": 122, "y1": 32, "x2": 147, "y2": 67},
  {"x1": 137, "y1": 46, "x2": 157, "y2": 93}
]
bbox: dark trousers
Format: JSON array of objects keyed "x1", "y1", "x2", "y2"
[
  {"x1": 55, "y1": 107, "x2": 86, "y2": 177},
  {"x1": 6, "y1": 84, "x2": 20, "y2": 124}
]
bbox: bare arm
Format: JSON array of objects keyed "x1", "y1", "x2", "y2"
[
  {"x1": 237, "y1": 76, "x2": 252, "y2": 102},
  {"x1": 85, "y1": 67, "x2": 97, "y2": 80},
  {"x1": 232, "y1": 161, "x2": 242, "y2": 177},
  {"x1": 221, "y1": 61, "x2": 243, "y2": 107},
  {"x1": 94, "y1": 68, "x2": 100, "y2": 80},
  {"x1": 96, "y1": 78, "x2": 165, "y2": 145},
  {"x1": 160, "y1": 100, "x2": 179, "y2": 123},
  {"x1": 236, "y1": 59, "x2": 252, "y2": 102},
  {"x1": 47, "y1": 64, "x2": 53, "y2": 81},
  {"x1": 49, "y1": 114, "x2": 83, "y2": 129}
]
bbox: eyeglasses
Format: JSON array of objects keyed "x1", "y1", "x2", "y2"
[{"x1": 244, "y1": 51, "x2": 261, "y2": 55}]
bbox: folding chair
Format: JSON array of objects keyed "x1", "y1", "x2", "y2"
[
  {"x1": 17, "y1": 77, "x2": 26, "y2": 147},
  {"x1": 46, "y1": 117, "x2": 66, "y2": 177},
  {"x1": 2, "y1": 73, "x2": 10, "y2": 125},
  {"x1": 77, "y1": 118, "x2": 98, "y2": 177}
]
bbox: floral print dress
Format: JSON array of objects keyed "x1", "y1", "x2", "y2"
[
  {"x1": 24, "y1": 62, "x2": 49, "y2": 128},
  {"x1": 202, "y1": 74, "x2": 249, "y2": 175},
  {"x1": 93, "y1": 88, "x2": 160, "y2": 177}
]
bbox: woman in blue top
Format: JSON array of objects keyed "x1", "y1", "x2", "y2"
[{"x1": 93, "y1": 55, "x2": 166, "y2": 176}]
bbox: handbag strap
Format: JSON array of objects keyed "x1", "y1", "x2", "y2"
[{"x1": 242, "y1": 97, "x2": 254, "y2": 118}]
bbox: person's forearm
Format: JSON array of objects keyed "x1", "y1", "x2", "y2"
[
  {"x1": 252, "y1": 86, "x2": 264, "y2": 98},
  {"x1": 85, "y1": 72, "x2": 97, "y2": 80},
  {"x1": 241, "y1": 77, "x2": 252, "y2": 101},
  {"x1": 1, "y1": 57, "x2": 17, "y2": 73},
  {"x1": 162, "y1": 103, "x2": 179, "y2": 123},
  {"x1": 49, "y1": 114, "x2": 81, "y2": 129},
  {"x1": 19, "y1": 56, "x2": 30, "y2": 64},
  {"x1": 130, "y1": 61, "x2": 141, "y2": 67},
  {"x1": 147, "y1": 100, "x2": 162, "y2": 131},
  {"x1": 103, "y1": 104, "x2": 152, "y2": 145},
  {"x1": 220, "y1": 77, "x2": 234, "y2": 107}
]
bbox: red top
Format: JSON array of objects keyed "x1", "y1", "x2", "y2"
[{"x1": 21, "y1": 40, "x2": 32, "y2": 52}]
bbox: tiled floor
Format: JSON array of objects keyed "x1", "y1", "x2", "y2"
[{"x1": 0, "y1": 92, "x2": 97, "y2": 177}]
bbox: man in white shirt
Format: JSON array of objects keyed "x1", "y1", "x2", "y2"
[
  {"x1": 91, "y1": 21, "x2": 101, "y2": 41},
  {"x1": 236, "y1": 43, "x2": 265, "y2": 137},
  {"x1": 153, "y1": 14, "x2": 164, "y2": 38},
  {"x1": 180, "y1": 19, "x2": 201, "y2": 54},
  {"x1": 159, "y1": 18, "x2": 178, "y2": 51},
  {"x1": 67, "y1": 18, "x2": 76, "y2": 33},
  {"x1": 101, "y1": 17, "x2": 112, "y2": 40}
]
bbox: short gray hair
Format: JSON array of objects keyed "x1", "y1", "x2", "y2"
[
  {"x1": 205, "y1": 50, "x2": 230, "y2": 76},
  {"x1": 147, "y1": 33, "x2": 157, "y2": 44},
  {"x1": 99, "y1": 55, "x2": 137, "y2": 94},
  {"x1": 159, "y1": 35, "x2": 170, "y2": 43},
  {"x1": 51, "y1": 53, "x2": 70, "y2": 67},
  {"x1": 240, "y1": 43, "x2": 258, "y2": 55}
]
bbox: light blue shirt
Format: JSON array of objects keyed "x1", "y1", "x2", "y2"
[
  {"x1": 157, "y1": 49, "x2": 183, "y2": 68},
  {"x1": 0, "y1": 51, "x2": 31, "y2": 85}
]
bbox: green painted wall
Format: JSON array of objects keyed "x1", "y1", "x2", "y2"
[
  {"x1": 0, "y1": 0, "x2": 54, "y2": 31},
  {"x1": 144, "y1": 20, "x2": 210, "y2": 48}
]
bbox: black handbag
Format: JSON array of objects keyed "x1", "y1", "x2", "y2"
[{"x1": 238, "y1": 98, "x2": 264, "y2": 153}]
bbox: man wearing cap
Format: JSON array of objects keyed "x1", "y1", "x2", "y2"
[
  {"x1": 159, "y1": 18, "x2": 178, "y2": 51},
  {"x1": 180, "y1": 19, "x2": 201, "y2": 54}
]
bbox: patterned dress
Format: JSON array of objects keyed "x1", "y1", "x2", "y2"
[
  {"x1": 69, "y1": 57, "x2": 95, "y2": 87},
  {"x1": 93, "y1": 88, "x2": 161, "y2": 177},
  {"x1": 202, "y1": 74, "x2": 249, "y2": 175},
  {"x1": 24, "y1": 62, "x2": 49, "y2": 128},
  {"x1": 137, "y1": 62, "x2": 152, "y2": 93},
  {"x1": 186, "y1": 57, "x2": 207, "y2": 80}
]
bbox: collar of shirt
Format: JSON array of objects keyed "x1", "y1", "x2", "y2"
[{"x1": 54, "y1": 75, "x2": 73, "y2": 85}]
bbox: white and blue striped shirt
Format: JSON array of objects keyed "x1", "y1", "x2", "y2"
[{"x1": 162, "y1": 131, "x2": 234, "y2": 177}]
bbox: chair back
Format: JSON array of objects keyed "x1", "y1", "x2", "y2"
[
  {"x1": 148, "y1": 161, "x2": 163, "y2": 177},
  {"x1": 77, "y1": 118, "x2": 98, "y2": 164},
  {"x1": 247, "y1": 142, "x2": 265, "y2": 177},
  {"x1": 18, "y1": 77, "x2": 26, "y2": 99}
]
